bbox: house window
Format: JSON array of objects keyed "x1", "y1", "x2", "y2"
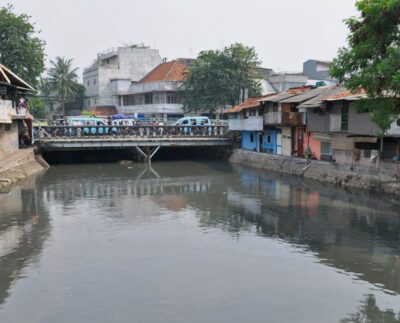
[
  {"x1": 93, "y1": 78, "x2": 96, "y2": 85},
  {"x1": 4, "y1": 124, "x2": 11, "y2": 131},
  {"x1": 321, "y1": 141, "x2": 332, "y2": 156},
  {"x1": 266, "y1": 134, "x2": 271, "y2": 144},
  {"x1": 167, "y1": 95, "x2": 178, "y2": 104},
  {"x1": 145, "y1": 93, "x2": 153, "y2": 104},
  {"x1": 87, "y1": 80, "x2": 90, "y2": 86},
  {"x1": 123, "y1": 95, "x2": 135, "y2": 106},
  {"x1": 106, "y1": 59, "x2": 110, "y2": 64},
  {"x1": 250, "y1": 133, "x2": 254, "y2": 142},
  {"x1": 341, "y1": 104, "x2": 349, "y2": 131}
]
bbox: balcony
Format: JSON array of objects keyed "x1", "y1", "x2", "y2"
[
  {"x1": 126, "y1": 81, "x2": 182, "y2": 94},
  {"x1": 264, "y1": 111, "x2": 282, "y2": 125},
  {"x1": 228, "y1": 117, "x2": 263, "y2": 131},
  {"x1": 118, "y1": 103, "x2": 184, "y2": 114},
  {"x1": 0, "y1": 100, "x2": 24, "y2": 123},
  {"x1": 282, "y1": 112, "x2": 305, "y2": 126}
]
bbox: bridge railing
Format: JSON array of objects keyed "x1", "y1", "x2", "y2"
[{"x1": 34, "y1": 125, "x2": 229, "y2": 141}]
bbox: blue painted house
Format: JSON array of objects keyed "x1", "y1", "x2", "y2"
[
  {"x1": 262, "y1": 127, "x2": 278, "y2": 154},
  {"x1": 223, "y1": 96, "x2": 269, "y2": 152}
]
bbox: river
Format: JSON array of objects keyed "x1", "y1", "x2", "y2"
[{"x1": 0, "y1": 161, "x2": 399, "y2": 323}]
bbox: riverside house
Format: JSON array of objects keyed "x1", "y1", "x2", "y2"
[
  {"x1": 300, "y1": 87, "x2": 400, "y2": 165},
  {"x1": 225, "y1": 85, "x2": 400, "y2": 169},
  {"x1": 224, "y1": 86, "x2": 329, "y2": 156},
  {"x1": 0, "y1": 64, "x2": 35, "y2": 161},
  {"x1": 223, "y1": 96, "x2": 269, "y2": 152}
]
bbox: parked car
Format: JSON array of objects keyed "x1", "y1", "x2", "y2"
[
  {"x1": 173, "y1": 117, "x2": 212, "y2": 134},
  {"x1": 173, "y1": 117, "x2": 211, "y2": 126}
]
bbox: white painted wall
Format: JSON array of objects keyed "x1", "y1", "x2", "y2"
[
  {"x1": 228, "y1": 117, "x2": 263, "y2": 131},
  {"x1": 282, "y1": 127, "x2": 292, "y2": 156}
]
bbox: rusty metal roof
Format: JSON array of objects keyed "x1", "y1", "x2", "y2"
[
  {"x1": 324, "y1": 88, "x2": 367, "y2": 101},
  {"x1": 223, "y1": 94, "x2": 274, "y2": 114}
]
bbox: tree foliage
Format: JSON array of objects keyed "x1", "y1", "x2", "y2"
[
  {"x1": 46, "y1": 57, "x2": 82, "y2": 116},
  {"x1": 182, "y1": 43, "x2": 262, "y2": 113},
  {"x1": 0, "y1": 4, "x2": 45, "y2": 87},
  {"x1": 64, "y1": 82, "x2": 86, "y2": 113},
  {"x1": 27, "y1": 96, "x2": 46, "y2": 119},
  {"x1": 330, "y1": 0, "x2": 400, "y2": 132}
]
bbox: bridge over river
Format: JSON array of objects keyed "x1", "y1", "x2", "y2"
[{"x1": 34, "y1": 124, "x2": 232, "y2": 162}]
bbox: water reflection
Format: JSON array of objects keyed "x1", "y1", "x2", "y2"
[
  {"x1": 0, "y1": 161, "x2": 399, "y2": 322},
  {"x1": 36, "y1": 162, "x2": 400, "y2": 296},
  {"x1": 341, "y1": 294, "x2": 400, "y2": 322},
  {"x1": 0, "y1": 176, "x2": 51, "y2": 306},
  {"x1": 222, "y1": 165, "x2": 400, "y2": 295}
]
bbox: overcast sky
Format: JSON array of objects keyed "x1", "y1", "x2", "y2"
[{"x1": 6, "y1": 0, "x2": 358, "y2": 76}]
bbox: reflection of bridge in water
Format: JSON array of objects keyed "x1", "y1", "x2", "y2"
[{"x1": 35, "y1": 125, "x2": 231, "y2": 162}]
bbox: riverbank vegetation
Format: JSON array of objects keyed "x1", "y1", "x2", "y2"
[{"x1": 331, "y1": 0, "x2": 400, "y2": 132}]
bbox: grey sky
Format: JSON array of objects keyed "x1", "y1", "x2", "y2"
[{"x1": 6, "y1": 0, "x2": 358, "y2": 76}]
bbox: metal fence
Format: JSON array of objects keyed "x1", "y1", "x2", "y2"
[{"x1": 34, "y1": 125, "x2": 229, "y2": 141}]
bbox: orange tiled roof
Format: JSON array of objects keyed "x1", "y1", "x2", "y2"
[
  {"x1": 139, "y1": 60, "x2": 188, "y2": 83},
  {"x1": 89, "y1": 106, "x2": 118, "y2": 116},
  {"x1": 223, "y1": 94, "x2": 275, "y2": 114},
  {"x1": 287, "y1": 85, "x2": 314, "y2": 95},
  {"x1": 323, "y1": 88, "x2": 367, "y2": 101}
]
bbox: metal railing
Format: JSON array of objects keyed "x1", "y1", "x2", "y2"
[{"x1": 34, "y1": 125, "x2": 229, "y2": 141}]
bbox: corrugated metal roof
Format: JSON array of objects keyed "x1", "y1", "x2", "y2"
[
  {"x1": 280, "y1": 86, "x2": 330, "y2": 103},
  {"x1": 0, "y1": 64, "x2": 36, "y2": 92},
  {"x1": 298, "y1": 86, "x2": 346, "y2": 108},
  {"x1": 258, "y1": 92, "x2": 296, "y2": 103}
]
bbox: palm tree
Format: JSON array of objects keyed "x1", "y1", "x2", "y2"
[{"x1": 47, "y1": 57, "x2": 79, "y2": 116}]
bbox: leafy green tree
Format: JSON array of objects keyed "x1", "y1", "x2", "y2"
[
  {"x1": 28, "y1": 96, "x2": 46, "y2": 119},
  {"x1": 38, "y1": 78, "x2": 56, "y2": 114},
  {"x1": 183, "y1": 43, "x2": 262, "y2": 113},
  {"x1": 46, "y1": 57, "x2": 81, "y2": 116},
  {"x1": 64, "y1": 83, "x2": 86, "y2": 114},
  {"x1": 0, "y1": 4, "x2": 45, "y2": 87},
  {"x1": 330, "y1": 0, "x2": 400, "y2": 132}
]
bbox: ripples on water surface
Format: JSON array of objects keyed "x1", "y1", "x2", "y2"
[{"x1": 0, "y1": 161, "x2": 399, "y2": 323}]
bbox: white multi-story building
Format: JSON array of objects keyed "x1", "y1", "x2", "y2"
[
  {"x1": 83, "y1": 45, "x2": 162, "y2": 108},
  {"x1": 117, "y1": 59, "x2": 192, "y2": 121}
]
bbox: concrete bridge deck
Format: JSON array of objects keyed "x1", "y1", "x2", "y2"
[
  {"x1": 34, "y1": 125, "x2": 232, "y2": 162},
  {"x1": 37, "y1": 136, "x2": 232, "y2": 150}
]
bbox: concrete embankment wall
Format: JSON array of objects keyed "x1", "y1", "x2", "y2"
[
  {"x1": 0, "y1": 149, "x2": 49, "y2": 191},
  {"x1": 229, "y1": 149, "x2": 400, "y2": 196}
]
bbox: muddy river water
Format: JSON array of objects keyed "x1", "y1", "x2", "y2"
[{"x1": 0, "y1": 161, "x2": 399, "y2": 323}]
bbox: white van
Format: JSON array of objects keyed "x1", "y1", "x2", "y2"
[{"x1": 173, "y1": 117, "x2": 211, "y2": 126}]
